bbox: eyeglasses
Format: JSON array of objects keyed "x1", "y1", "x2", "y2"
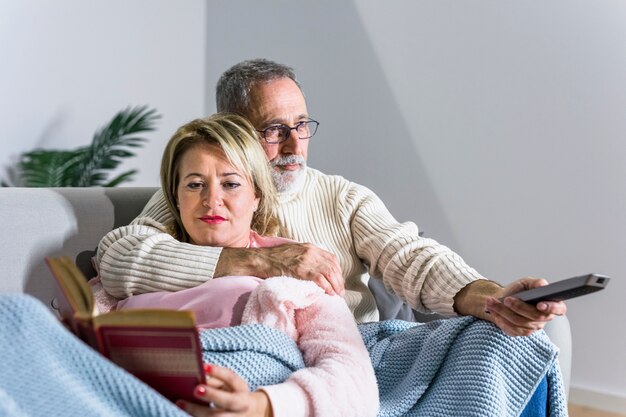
[{"x1": 257, "y1": 119, "x2": 319, "y2": 144}]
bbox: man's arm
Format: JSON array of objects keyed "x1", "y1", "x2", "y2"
[
  {"x1": 346, "y1": 182, "x2": 484, "y2": 316},
  {"x1": 97, "y1": 222, "x2": 222, "y2": 298},
  {"x1": 452, "y1": 279, "x2": 504, "y2": 320},
  {"x1": 98, "y1": 189, "x2": 343, "y2": 298},
  {"x1": 217, "y1": 244, "x2": 344, "y2": 295},
  {"x1": 346, "y1": 181, "x2": 567, "y2": 333}
]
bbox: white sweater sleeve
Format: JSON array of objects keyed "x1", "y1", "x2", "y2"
[
  {"x1": 344, "y1": 182, "x2": 485, "y2": 316},
  {"x1": 96, "y1": 189, "x2": 222, "y2": 298}
]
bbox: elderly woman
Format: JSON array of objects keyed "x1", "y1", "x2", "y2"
[
  {"x1": 113, "y1": 113, "x2": 379, "y2": 417},
  {"x1": 0, "y1": 114, "x2": 378, "y2": 417}
]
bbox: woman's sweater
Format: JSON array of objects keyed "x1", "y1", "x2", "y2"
[{"x1": 114, "y1": 233, "x2": 379, "y2": 417}]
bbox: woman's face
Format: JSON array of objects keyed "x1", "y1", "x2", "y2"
[{"x1": 176, "y1": 142, "x2": 259, "y2": 248}]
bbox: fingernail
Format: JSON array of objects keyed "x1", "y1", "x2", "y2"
[
  {"x1": 537, "y1": 302, "x2": 548, "y2": 311},
  {"x1": 203, "y1": 363, "x2": 212, "y2": 374},
  {"x1": 195, "y1": 385, "x2": 206, "y2": 396},
  {"x1": 176, "y1": 401, "x2": 186, "y2": 410}
]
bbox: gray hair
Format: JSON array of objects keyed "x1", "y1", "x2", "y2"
[{"x1": 216, "y1": 59, "x2": 303, "y2": 116}]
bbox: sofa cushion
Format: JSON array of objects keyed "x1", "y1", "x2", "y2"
[{"x1": 0, "y1": 187, "x2": 157, "y2": 304}]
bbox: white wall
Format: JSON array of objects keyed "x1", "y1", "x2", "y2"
[
  {"x1": 205, "y1": 0, "x2": 626, "y2": 408},
  {"x1": 0, "y1": 0, "x2": 207, "y2": 186}
]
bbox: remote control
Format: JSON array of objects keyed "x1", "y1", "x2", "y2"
[{"x1": 510, "y1": 273, "x2": 610, "y2": 305}]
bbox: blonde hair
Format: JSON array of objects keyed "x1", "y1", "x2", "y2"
[{"x1": 160, "y1": 113, "x2": 280, "y2": 243}]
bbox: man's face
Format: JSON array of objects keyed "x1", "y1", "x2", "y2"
[{"x1": 246, "y1": 78, "x2": 310, "y2": 192}]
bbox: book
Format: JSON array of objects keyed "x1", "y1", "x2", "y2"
[{"x1": 45, "y1": 256, "x2": 205, "y2": 402}]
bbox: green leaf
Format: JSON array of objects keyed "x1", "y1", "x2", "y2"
[
  {"x1": 76, "y1": 105, "x2": 159, "y2": 186},
  {"x1": 10, "y1": 105, "x2": 159, "y2": 187},
  {"x1": 19, "y1": 149, "x2": 87, "y2": 187},
  {"x1": 104, "y1": 170, "x2": 138, "y2": 187}
]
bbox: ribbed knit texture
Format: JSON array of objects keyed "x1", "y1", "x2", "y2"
[
  {"x1": 98, "y1": 167, "x2": 485, "y2": 323},
  {"x1": 98, "y1": 191, "x2": 222, "y2": 297}
]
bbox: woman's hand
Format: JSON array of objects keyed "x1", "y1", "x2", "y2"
[{"x1": 177, "y1": 364, "x2": 272, "y2": 417}]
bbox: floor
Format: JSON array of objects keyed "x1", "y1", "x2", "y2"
[{"x1": 569, "y1": 404, "x2": 626, "y2": 417}]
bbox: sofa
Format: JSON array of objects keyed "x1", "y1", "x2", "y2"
[{"x1": 0, "y1": 186, "x2": 572, "y2": 397}]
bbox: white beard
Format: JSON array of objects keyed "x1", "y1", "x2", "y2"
[{"x1": 270, "y1": 155, "x2": 307, "y2": 193}]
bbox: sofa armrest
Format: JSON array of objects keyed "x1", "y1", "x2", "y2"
[
  {"x1": 0, "y1": 187, "x2": 158, "y2": 302},
  {"x1": 543, "y1": 314, "x2": 571, "y2": 399}
]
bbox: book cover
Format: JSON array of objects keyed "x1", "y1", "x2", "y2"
[{"x1": 46, "y1": 256, "x2": 205, "y2": 402}]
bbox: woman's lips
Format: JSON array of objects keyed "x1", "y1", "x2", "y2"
[{"x1": 199, "y1": 216, "x2": 226, "y2": 224}]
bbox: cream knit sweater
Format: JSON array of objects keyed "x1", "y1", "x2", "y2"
[{"x1": 97, "y1": 167, "x2": 484, "y2": 323}]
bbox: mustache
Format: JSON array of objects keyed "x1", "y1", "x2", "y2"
[{"x1": 269, "y1": 155, "x2": 306, "y2": 167}]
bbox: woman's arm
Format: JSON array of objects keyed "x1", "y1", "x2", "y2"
[{"x1": 242, "y1": 277, "x2": 379, "y2": 417}]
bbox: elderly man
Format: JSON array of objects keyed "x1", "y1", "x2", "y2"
[{"x1": 98, "y1": 59, "x2": 565, "y2": 336}]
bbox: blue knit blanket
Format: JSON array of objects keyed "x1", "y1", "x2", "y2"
[
  {"x1": 0, "y1": 294, "x2": 566, "y2": 417},
  {"x1": 0, "y1": 294, "x2": 186, "y2": 417},
  {"x1": 359, "y1": 318, "x2": 567, "y2": 417}
]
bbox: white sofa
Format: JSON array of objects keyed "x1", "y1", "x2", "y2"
[{"x1": 0, "y1": 187, "x2": 572, "y2": 396}]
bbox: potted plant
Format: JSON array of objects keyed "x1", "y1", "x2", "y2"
[{"x1": 3, "y1": 105, "x2": 160, "y2": 187}]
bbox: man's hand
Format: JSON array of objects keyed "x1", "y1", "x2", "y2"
[
  {"x1": 177, "y1": 364, "x2": 272, "y2": 417},
  {"x1": 216, "y1": 243, "x2": 344, "y2": 296},
  {"x1": 454, "y1": 278, "x2": 567, "y2": 337}
]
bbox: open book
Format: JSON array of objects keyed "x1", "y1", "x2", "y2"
[{"x1": 46, "y1": 256, "x2": 205, "y2": 402}]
